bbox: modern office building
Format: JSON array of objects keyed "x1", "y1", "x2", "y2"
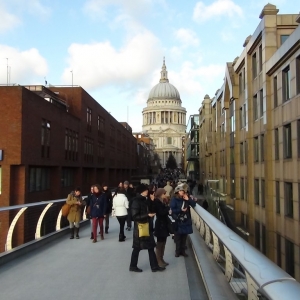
[{"x1": 199, "y1": 4, "x2": 300, "y2": 280}]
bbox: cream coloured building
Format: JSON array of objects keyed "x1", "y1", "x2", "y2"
[
  {"x1": 199, "y1": 4, "x2": 300, "y2": 280},
  {"x1": 142, "y1": 59, "x2": 186, "y2": 167}
]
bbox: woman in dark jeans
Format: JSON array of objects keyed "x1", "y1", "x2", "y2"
[
  {"x1": 90, "y1": 184, "x2": 107, "y2": 243},
  {"x1": 112, "y1": 188, "x2": 129, "y2": 242}
]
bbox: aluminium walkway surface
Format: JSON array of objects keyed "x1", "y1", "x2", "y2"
[{"x1": 0, "y1": 217, "x2": 208, "y2": 300}]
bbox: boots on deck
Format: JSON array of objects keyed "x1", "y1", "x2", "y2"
[
  {"x1": 70, "y1": 228, "x2": 74, "y2": 239},
  {"x1": 75, "y1": 227, "x2": 80, "y2": 239},
  {"x1": 156, "y1": 242, "x2": 167, "y2": 268},
  {"x1": 161, "y1": 242, "x2": 169, "y2": 266}
]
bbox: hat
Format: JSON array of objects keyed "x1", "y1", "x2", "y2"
[
  {"x1": 136, "y1": 184, "x2": 148, "y2": 194},
  {"x1": 124, "y1": 181, "x2": 129, "y2": 185},
  {"x1": 155, "y1": 188, "x2": 166, "y2": 198},
  {"x1": 174, "y1": 183, "x2": 189, "y2": 193}
]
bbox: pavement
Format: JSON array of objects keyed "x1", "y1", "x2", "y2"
[{"x1": 0, "y1": 217, "x2": 208, "y2": 300}]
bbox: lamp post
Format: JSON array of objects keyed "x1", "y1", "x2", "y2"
[
  {"x1": 6, "y1": 58, "x2": 8, "y2": 86},
  {"x1": 70, "y1": 70, "x2": 73, "y2": 87}
]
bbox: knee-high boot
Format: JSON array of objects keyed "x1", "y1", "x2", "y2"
[
  {"x1": 161, "y1": 242, "x2": 169, "y2": 266},
  {"x1": 156, "y1": 242, "x2": 166, "y2": 267},
  {"x1": 70, "y1": 227, "x2": 74, "y2": 239},
  {"x1": 75, "y1": 227, "x2": 80, "y2": 239}
]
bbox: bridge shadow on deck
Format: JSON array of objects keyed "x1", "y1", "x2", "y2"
[{"x1": 0, "y1": 218, "x2": 208, "y2": 300}]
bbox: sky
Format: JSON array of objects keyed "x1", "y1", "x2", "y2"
[{"x1": 0, "y1": 0, "x2": 298, "y2": 131}]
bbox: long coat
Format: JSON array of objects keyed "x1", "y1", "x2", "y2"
[
  {"x1": 103, "y1": 190, "x2": 113, "y2": 214},
  {"x1": 131, "y1": 194, "x2": 156, "y2": 250},
  {"x1": 66, "y1": 193, "x2": 83, "y2": 223},
  {"x1": 170, "y1": 196, "x2": 196, "y2": 235},
  {"x1": 153, "y1": 198, "x2": 170, "y2": 238},
  {"x1": 89, "y1": 193, "x2": 107, "y2": 218}
]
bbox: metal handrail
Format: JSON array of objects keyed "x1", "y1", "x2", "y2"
[{"x1": 191, "y1": 204, "x2": 300, "y2": 300}]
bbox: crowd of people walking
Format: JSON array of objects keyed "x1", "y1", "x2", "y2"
[{"x1": 64, "y1": 168, "x2": 198, "y2": 272}]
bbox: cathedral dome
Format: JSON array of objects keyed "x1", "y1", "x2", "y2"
[
  {"x1": 148, "y1": 58, "x2": 181, "y2": 101},
  {"x1": 148, "y1": 82, "x2": 180, "y2": 100}
]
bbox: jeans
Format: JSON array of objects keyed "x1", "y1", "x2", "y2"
[
  {"x1": 130, "y1": 248, "x2": 158, "y2": 269},
  {"x1": 174, "y1": 233, "x2": 187, "y2": 254},
  {"x1": 105, "y1": 214, "x2": 109, "y2": 228},
  {"x1": 126, "y1": 208, "x2": 132, "y2": 228},
  {"x1": 92, "y1": 217, "x2": 104, "y2": 239},
  {"x1": 116, "y1": 215, "x2": 127, "y2": 236}
]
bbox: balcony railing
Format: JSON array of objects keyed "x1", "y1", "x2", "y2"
[{"x1": 191, "y1": 204, "x2": 300, "y2": 300}]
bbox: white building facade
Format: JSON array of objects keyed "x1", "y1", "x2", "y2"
[{"x1": 142, "y1": 59, "x2": 186, "y2": 168}]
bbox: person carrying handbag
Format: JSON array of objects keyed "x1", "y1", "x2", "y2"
[
  {"x1": 129, "y1": 184, "x2": 165, "y2": 273},
  {"x1": 170, "y1": 183, "x2": 196, "y2": 257}
]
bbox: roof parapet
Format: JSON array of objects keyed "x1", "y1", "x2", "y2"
[{"x1": 259, "y1": 3, "x2": 279, "y2": 19}]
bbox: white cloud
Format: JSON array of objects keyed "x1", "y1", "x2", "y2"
[
  {"x1": 193, "y1": 0, "x2": 243, "y2": 22},
  {"x1": 0, "y1": 3, "x2": 21, "y2": 33},
  {"x1": 0, "y1": 45, "x2": 48, "y2": 84},
  {"x1": 174, "y1": 28, "x2": 200, "y2": 47},
  {"x1": 62, "y1": 30, "x2": 163, "y2": 90}
]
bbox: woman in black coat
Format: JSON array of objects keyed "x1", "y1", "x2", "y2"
[
  {"x1": 102, "y1": 183, "x2": 113, "y2": 234},
  {"x1": 129, "y1": 184, "x2": 165, "y2": 273},
  {"x1": 153, "y1": 188, "x2": 170, "y2": 268}
]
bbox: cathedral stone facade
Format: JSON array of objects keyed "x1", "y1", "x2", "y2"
[{"x1": 142, "y1": 59, "x2": 186, "y2": 167}]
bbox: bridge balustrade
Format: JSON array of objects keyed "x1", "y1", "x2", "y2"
[{"x1": 191, "y1": 204, "x2": 300, "y2": 300}]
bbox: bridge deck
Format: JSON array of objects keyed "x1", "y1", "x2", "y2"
[{"x1": 0, "y1": 218, "x2": 208, "y2": 300}]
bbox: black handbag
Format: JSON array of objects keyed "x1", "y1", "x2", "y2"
[{"x1": 167, "y1": 216, "x2": 174, "y2": 234}]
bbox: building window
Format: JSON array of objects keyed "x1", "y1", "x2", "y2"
[
  {"x1": 87, "y1": 107, "x2": 92, "y2": 132},
  {"x1": 253, "y1": 94, "x2": 258, "y2": 121},
  {"x1": 297, "y1": 120, "x2": 300, "y2": 158},
  {"x1": 241, "y1": 177, "x2": 244, "y2": 200},
  {"x1": 239, "y1": 67, "x2": 245, "y2": 94},
  {"x1": 255, "y1": 220, "x2": 260, "y2": 250},
  {"x1": 274, "y1": 76, "x2": 278, "y2": 107},
  {"x1": 254, "y1": 136, "x2": 259, "y2": 162},
  {"x1": 245, "y1": 178, "x2": 248, "y2": 201},
  {"x1": 254, "y1": 179, "x2": 260, "y2": 205},
  {"x1": 276, "y1": 234, "x2": 281, "y2": 267},
  {"x1": 285, "y1": 239, "x2": 294, "y2": 277},
  {"x1": 167, "y1": 137, "x2": 172, "y2": 144},
  {"x1": 245, "y1": 140, "x2": 248, "y2": 164},
  {"x1": 41, "y1": 119, "x2": 50, "y2": 158},
  {"x1": 0, "y1": 166, "x2": 2, "y2": 195},
  {"x1": 29, "y1": 167, "x2": 50, "y2": 192},
  {"x1": 283, "y1": 123, "x2": 292, "y2": 159},
  {"x1": 296, "y1": 55, "x2": 300, "y2": 95},
  {"x1": 259, "y1": 89, "x2": 263, "y2": 117},
  {"x1": 262, "y1": 224, "x2": 266, "y2": 254},
  {"x1": 97, "y1": 142, "x2": 104, "y2": 164},
  {"x1": 61, "y1": 168, "x2": 74, "y2": 187},
  {"x1": 258, "y1": 45, "x2": 262, "y2": 73},
  {"x1": 84, "y1": 136, "x2": 94, "y2": 163},
  {"x1": 240, "y1": 142, "x2": 244, "y2": 164},
  {"x1": 65, "y1": 129, "x2": 78, "y2": 161},
  {"x1": 243, "y1": 103, "x2": 246, "y2": 128},
  {"x1": 252, "y1": 52, "x2": 257, "y2": 79},
  {"x1": 282, "y1": 66, "x2": 291, "y2": 102},
  {"x1": 260, "y1": 134, "x2": 264, "y2": 162},
  {"x1": 280, "y1": 35, "x2": 289, "y2": 45},
  {"x1": 284, "y1": 182, "x2": 293, "y2": 218},
  {"x1": 275, "y1": 128, "x2": 279, "y2": 160},
  {"x1": 239, "y1": 107, "x2": 243, "y2": 129},
  {"x1": 261, "y1": 179, "x2": 265, "y2": 207},
  {"x1": 276, "y1": 181, "x2": 280, "y2": 214}
]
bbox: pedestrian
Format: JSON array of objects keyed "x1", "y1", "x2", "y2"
[
  {"x1": 153, "y1": 188, "x2": 170, "y2": 267},
  {"x1": 113, "y1": 187, "x2": 129, "y2": 242},
  {"x1": 124, "y1": 180, "x2": 135, "y2": 231},
  {"x1": 129, "y1": 184, "x2": 165, "y2": 273},
  {"x1": 170, "y1": 183, "x2": 196, "y2": 257},
  {"x1": 66, "y1": 187, "x2": 84, "y2": 239},
  {"x1": 89, "y1": 184, "x2": 107, "y2": 243},
  {"x1": 102, "y1": 182, "x2": 113, "y2": 234},
  {"x1": 85, "y1": 185, "x2": 94, "y2": 239},
  {"x1": 202, "y1": 198, "x2": 209, "y2": 211},
  {"x1": 164, "y1": 181, "x2": 173, "y2": 197}
]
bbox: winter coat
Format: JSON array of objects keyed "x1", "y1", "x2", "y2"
[
  {"x1": 153, "y1": 198, "x2": 170, "y2": 238},
  {"x1": 66, "y1": 193, "x2": 84, "y2": 223},
  {"x1": 125, "y1": 187, "x2": 135, "y2": 208},
  {"x1": 131, "y1": 194, "x2": 156, "y2": 250},
  {"x1": 103, "y1": 190, "x2": 113, "y2": 214},
  {"x1": 89, "y1": 193, "x2": 107, "y2": 218},
  {"x1": 85, "y1": 193, "x2": 93, "y2": 218},
  {"x1": 170, "y1": 196, "x2": 196, "y2": 235},
  {"x1": 113, "y1": 194, "x2": 129, "y2": 217}
]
